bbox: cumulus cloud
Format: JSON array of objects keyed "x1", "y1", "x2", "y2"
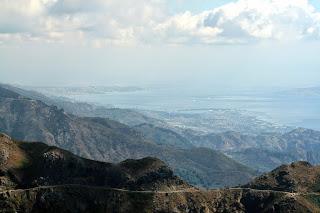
[
  {"x1": 157, "y1": 0, "x2": 320, "y2": 44},
  {"x1": 0, "y1": 0, "x2": 167, "y2": 46},
  {"x1": 0, "y1": 0, "x2": 320, "y2": 46}
]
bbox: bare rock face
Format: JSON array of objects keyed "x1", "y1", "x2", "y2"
[
  {"x1": 0, "y1": 134, "x2": 19, "y2": 189},
  {"x1": 0, "y1": 134, "x2": 11, "y2": 168},
  {"x1": 0, "y1": 149, "x2": 9, "y2": 166},
  {"x1": 42, "y1": 149, "x2": 65, "y2": 164}
]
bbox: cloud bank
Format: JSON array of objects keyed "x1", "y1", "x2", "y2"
[{"x1": 0, "y1": 0, "x2": 320, "y2": 46}]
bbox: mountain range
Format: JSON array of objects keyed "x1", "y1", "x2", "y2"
[
  {"x1": 1, "y1": 134, "x2": 320, "y2": 212},
  {"x1": 0, "y1": 133, "x2": 187, "y2": 191},
  {"x1": 3, "y1": 84, "x2": 320, "y2": 183},
  {"x1": 11, "y1": 84, "x2": 320, "y2": 172},
  {"x1": 188, "y1": 128, "x2": 320, "y2": 171},
  {"x1": 0, "y1": 85, "x2": 256, "y2": 188}
]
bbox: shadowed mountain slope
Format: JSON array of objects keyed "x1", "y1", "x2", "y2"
[
  {"x1": 189, "y1": 129, "x2": 320, "y2": 172},
  {"x1": 0, "y1": 83, "x2": 164, "y2": 127},
  {"x1": 0, "y1": 135, "x2": 319, "y2": 213},
  {"x1": 7, "y1": 84, "x2": 320, "y2": 174},
  {"x1": 133, "y1": 123, "x2": 193, "y2": 148},
  {"x1": 0, "y1": 86, "x2": 256, "y2": 188},
  {"x1": 0, "y1": 133, "x2": 188, "y2": 191}
]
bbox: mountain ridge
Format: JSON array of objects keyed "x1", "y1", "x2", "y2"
[
  {"x1": 0, "y1": 134, "x2": 320, "y2": 212},
  {"x1": 0, "y1": 133, "x2": 188, "y2": 191},
  {"x1": 0, "y1": 85, "x2": 256, "y2": 188}
]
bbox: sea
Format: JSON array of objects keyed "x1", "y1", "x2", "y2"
[{"x1": 47, "y1": 86, "x2": 320, "y2": 131}]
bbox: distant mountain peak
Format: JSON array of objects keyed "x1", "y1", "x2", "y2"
[
  {"x1": 0, "y1": 86, "x2": 22, "y2": 99},
  {"x1": 287, "y1": 127, "x2": 319, "y2": 134}
]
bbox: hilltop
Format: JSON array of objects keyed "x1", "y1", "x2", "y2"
[
  {"x1": 0, "y1": 133, "x2": 188, "y2": 191},
  {"x1": 0, "y1": 135, "x2": 320, "y2": 212},
  {"x1": 245, "y1": 161, "x2": 320, "y2": 193}
]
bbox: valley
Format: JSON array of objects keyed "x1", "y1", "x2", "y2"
[
  {"x1": 1, "y1": 84, "x2": 320, "y2": 211},
  {"x1": 0, "y1": 85, "x2": 256, "y2": 188},
  {"x1": 2, "y1": 1, "x2": 320, "y2": 211},
  {"x1": 2, "y1": 84, "x2": 320, "y2": 187}
]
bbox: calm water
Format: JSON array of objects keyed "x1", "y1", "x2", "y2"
[{"x1": 63, "y1": 87, "x2": 320, "y2": 130}]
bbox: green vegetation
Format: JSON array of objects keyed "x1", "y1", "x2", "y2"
[
  {"x1": 313, "y1": 179, "x2": 320, "y2": 192},
  {"x1": 306, "y1": 194, "x2": 320, "y2": 207}
]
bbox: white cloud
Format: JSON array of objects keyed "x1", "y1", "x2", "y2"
[
  {"x1": 0, "y1": 0, "x2": 167, "y2": 46},
  {"x1": 0, "y1": 0, "x2": 320, "y2": 46},
  {"x1": 157, "y1": 0, "x2": 320, "y2": 44}
]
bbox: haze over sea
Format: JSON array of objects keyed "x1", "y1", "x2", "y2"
[{"x1": 39, "y1": 86, "x2": 320, "y2": 131}]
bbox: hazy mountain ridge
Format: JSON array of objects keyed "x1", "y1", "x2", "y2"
[
  {"x1": 133, "y1": 123, "x2": 194, "y2": 149},
  {"x1": 5, "y1": 84, "x2": 320, "y2": 176},
  {"x1": 0, "y1": 85, "x2": 256, "y2": 188},
  {"x1": 189, "y1": 129, "x2": 320, "y2": 171},
  {"x1": 4, "y1": 84, "x2": 320, "y2": 177},
  {"x1": 3, "y1": 84, "x2": 292, "y2": 135},
  {"x1": 0, "y1": 86, "x2": 155, "y2": 162},
  {"x1": 24, "y1": 86, "x2": 144, "y2": 95},
  {"x1": 279, "y1": 86, "x2": 320, "y2": 97}
]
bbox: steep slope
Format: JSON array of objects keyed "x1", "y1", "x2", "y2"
[
  {"x1": 189, "y1": 131, "x2": 284, "y2": 152},
  {"x1": 0, "y1": 86, "x2": 156, "y2": 162},
  {"x1": 172, "y1": 147, "x2": 255, "y2": 188},
  {"x1": 0, "y1": 84, "x2": 164, "y2": 127},
  {"x1": 189, "y1": 129, "x2": 320, "y2": 172},
  {"x1": 282, "y1": 128, "x2": 320, "y2": 164},
  {"x1": 0, "y1": 86, "x2": 256, "y2": 188},
  {"x1": 0, "y1": 133, "x2": 188, "y2": 191},
  {"x1": 245, "y1": 161, "x2": 320, "y2": 193},
  {"x1": 133, "y1": 123, "x2": 193, "y2": 148},
  {"x1": 9, "y1": 84, "x2": 320, "y2": 173},
  {"x1": 227, "y1": 148, "x2": 297, "y2": 172},
  {"x1": 0, "y1": 141, "x2": 319, "y2": 213},
  {"x1": 1, "y1": 84, "x2": 292, "y2": 134}
]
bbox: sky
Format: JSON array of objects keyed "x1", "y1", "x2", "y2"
[{"x1": 1, "y1": 0, "x2": 320, "y2": 89}]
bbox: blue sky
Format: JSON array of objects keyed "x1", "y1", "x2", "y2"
[
  {"x1": 169, "y1": 0, "x2": 320, "y2": 12},
  {"x1": 1, "y1": 0, "x2": 320, "y2": 88},
  {"x1": 169, "y1": 0, "x2": 236, "y2": 13},
  {"x1": 310, "y1": 0, "x2": 320, "y2": 9}
]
